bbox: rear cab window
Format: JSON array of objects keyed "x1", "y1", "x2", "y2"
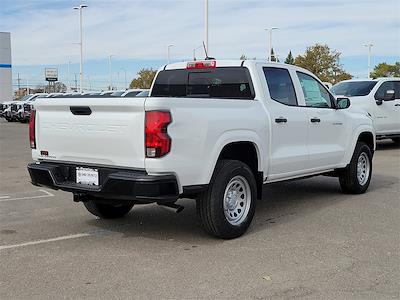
[
  {"x1": 151, "y1": 67, "x2": 255, "y2": 100},
  {"x1": 263, "y1": 67, "x2": 297, "y2": 106},
  {"x1": 375, "y1": 81, "x2": 400, "y2": 100}
]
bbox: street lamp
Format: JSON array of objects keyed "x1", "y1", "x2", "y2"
[
  {"x1": 167, "y1": 44, "x2": 174, "y2": 64},
  {"x1": 73, "y1": 4, "x2": 88, "y2": 93},
  {"x1": 264, "y1": 27, "x2": 278, "y2": 62},
  {"x1": 120, "y1": 68, "x2": 127, "y2": 89},
  {"x1": 67, "y1": 61, "x2": 71, "y2": 92},
  {"x1": 108, "y1": 55, "x2": 113, "y2": 90},
  {"x1": 363, "y1": 43, "x2": 373, "y2": 79}
]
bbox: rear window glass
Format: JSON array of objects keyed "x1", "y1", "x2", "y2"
[
  {"x1": 151, "y1": 67, "x2": 255, "y2": 100},
  {"x1": 263, "y1": 67, "x2": 297, "y2": 106},
  {"x1": 331, "y1": 81, "x2": 377, "y2": 97}
]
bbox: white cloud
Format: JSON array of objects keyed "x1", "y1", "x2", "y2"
[{"x1": 2, "y1": 0, "x2": 400, "y2": 65}]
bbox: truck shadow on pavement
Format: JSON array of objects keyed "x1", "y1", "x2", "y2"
[
  {"x1": 85, "y1": 172, "x2": 397, "y2": 243},
  {"x1": 376, "y1": 140, "x2": 400, "y2": 150}
]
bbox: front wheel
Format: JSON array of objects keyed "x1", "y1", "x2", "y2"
[
  {"x1": 83, "y1": 199, "x2": 134, "y2": 219},
  {"x1": 339, "y1": 142, "x2": 372, "y2": 194},
  {"x1": 197, "y1": 160, "x2": 257, "y2": 239}
]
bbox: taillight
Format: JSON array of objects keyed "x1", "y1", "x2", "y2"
[
  {"x1": 187, "y1": 60, "x2": 216, "y2": 69},
  {"x1": 145, "y1": 111, "x2": 172, "y2": 158},
  {"x1": 29, "y1": 110, "x2": 36, "y2": 149}
]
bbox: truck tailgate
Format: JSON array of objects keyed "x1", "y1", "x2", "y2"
[{"x1": 33, "y1": 98, "x2": 146, "y2": 169}]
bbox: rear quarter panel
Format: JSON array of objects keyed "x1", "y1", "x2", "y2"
[{"x1": 144, "y1": 97, "x2": 267, "y2": 190}]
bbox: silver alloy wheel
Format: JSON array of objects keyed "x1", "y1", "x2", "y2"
[
  {"x1": 223, "y1": 175, "x2": 251, "y2": 225},
  {"x1": 357, "y1": 152, "x2": 370, "y2": 186}
]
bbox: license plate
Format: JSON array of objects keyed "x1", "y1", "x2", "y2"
[{"x1": 76, "y1": 167, "x2": 99, "y2": 186}]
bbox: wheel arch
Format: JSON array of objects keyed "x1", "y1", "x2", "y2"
[
  {"x1": 209, "y1": 137, "x2": 264, "y2": 199},
  {"x1": 342, "y1": 126, "x2": 376, "y2": 166}
]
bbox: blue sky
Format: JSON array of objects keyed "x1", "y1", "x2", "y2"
[{"x1": 1, "y1": 0, "x2": 399, "y2": 91}]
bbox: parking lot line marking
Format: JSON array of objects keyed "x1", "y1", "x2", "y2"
[
  {"x1": 0, "y1": 195, "x2": 10, "y2": 199},
  {"x1": 0, "y1": 233, "x2": 91, "y2": 251},
  {"x1": 0, "y1": 189, "x2": 54, "y2": 202}
]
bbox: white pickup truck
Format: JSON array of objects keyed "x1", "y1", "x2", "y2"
[
  {"x1": 28, "y1": 60, "x2": 375, "y2": 239},
  {"x1": 331, "y1": 78, "x2": 400, "y2": 144}
]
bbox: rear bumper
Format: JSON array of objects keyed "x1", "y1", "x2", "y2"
[{"x1": 27, "y1": 162, "x2": 179, "y2": 203}]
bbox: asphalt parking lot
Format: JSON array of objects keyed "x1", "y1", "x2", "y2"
[{"x1": 0, "y1": 119, "x2": 399, "y2": 299}]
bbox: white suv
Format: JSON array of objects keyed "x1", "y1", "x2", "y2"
[{"x1": 331, "y1": 78, "x2": 400, "y2": 144}]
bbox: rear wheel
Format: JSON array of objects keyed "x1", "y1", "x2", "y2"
[
  {"x1": 339, "y1": 142, "x2": 372, "y2": 194},
  {"x1": 83, "y1": 199, "x2": 134, "y2": 219},
  {"x1": 197, "y1": 160, "x2": 257, "y2": 239}
]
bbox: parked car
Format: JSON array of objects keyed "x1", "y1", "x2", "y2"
[
  {"x1": 331, "y1": 78, "x2": 400, "y2": 143},
  {"x1": 323, "y1": 82, "x2": 333, "y2": 89},
  {"x1": 135, "y1": 90, "x2": 150, "y2": 97},
  {"x1": 4, "y1": 94, "x2": 37, "y2": 121},
  {"x1": 99, "y1": 91, "x2": 114, "y2": 96},
  {"x1": 22, "y1": 93, "x2": 48, "y2": 122},
  {"x1": 1, "y1": 100, "x2": 13, "y2": 120},
  {"x1": 107, "y1": 89, "x2": 146, "y2": 97},
  {"x1": 121, "y1": 89, "x2": 147, "y2": 97},
  {"x1": 28, "y1": 60, "x2": 375, "y2": 239}
]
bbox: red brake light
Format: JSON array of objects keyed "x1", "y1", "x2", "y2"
[
  {"x1": 187, "y1": 60, "x2": 216, "y2": 69},
  {"x1": 29, "y1": 110, "x2": 36, "y2": 149},
  {"x1": 145, "y1": 111, "x2": 172, "y2": 158}
]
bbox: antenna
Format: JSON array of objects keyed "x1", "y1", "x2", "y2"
[
  {"x1": 202, "y1": 41, "x2": 208, "y2": 59},
  {"x1": 203, "y1": 41, "x2": 215, "y2": 60}
]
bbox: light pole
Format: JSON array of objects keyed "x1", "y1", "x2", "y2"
[
  {"x1": 67, "y1": 61, "x2": 71, "y2": 92},
  {"x1": 264, "y1": 27, "x2": 278, "y2": 62},
  {"x1": 363, "y1": 43, "x2": 373, "y2": 79},
  {"x1": 108, "y1": 55, "x2": 113, "y2": 90},
  {"x1": 167, "y1": 44, "x2": 174, "y2": 64},
  {"x1": 26, "y1": 76, "x2": 29, "y2": 95},
  {"x1": 205, "y1": 0, "x2": 209, "y2": 54},
  {"x1": 73, "y1": 4, "x2": 88, "y2": 93},
  {"x1": 120, "y1": 68, "x2": 127, "y2": 89}
]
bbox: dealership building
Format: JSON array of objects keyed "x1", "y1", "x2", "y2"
[{"x1": 0, "y1": 32, "x2": 12, "y2": 101}]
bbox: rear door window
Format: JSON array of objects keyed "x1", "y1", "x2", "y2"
[
  {"x1": 263, "y1": 67, "x2": 297, "y2": 106},
  {"x1": 152, "y1": 67, "x2": 255, "y2": 100},
  {"x1": 375, "y1": 81, "x2": 398, "y2": 100}
]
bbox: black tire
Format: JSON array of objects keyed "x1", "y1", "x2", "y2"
[
  {"x1": 197, "y1": 160, "x2": 257, "y2": 239},
  {"x1": 339, "y1": 142, "x2": 372, "y2": 194},
  {"x1": 83, "y1": 199, "x2": 134, "y2": 219},
  {"x1": 391, "y1": 137, "x2": 400, "y2": 145}
]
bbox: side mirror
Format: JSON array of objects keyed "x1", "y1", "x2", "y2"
[
  {"x1": 383, "y1": 89, "x2": 395, "y2": 101},
  {"x1": 336, "y1": 97, "x2": 351, "y2": 109}
]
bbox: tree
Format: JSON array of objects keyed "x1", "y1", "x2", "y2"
[
  {"x1": 270, "y1": 48, "x2": 279, "y2": 62},
  {"x1": 284, "y1": 51, "x2": 295, "y2": 65},
  {"x1": 294, "y1": 44, "x2": 352, "y2": 84},
  {"x1": 240, "y1": 54, "x2": 248, "y2": 60},
  {"x1": 370, "y1": 62, "x2": 400, "y2": 78},
  {"x1": 129, "y1": 68, "x2": 157, "y2": 89},
  {"x1": 35, "y1": 82, "x2": 67, "y2": 93}
]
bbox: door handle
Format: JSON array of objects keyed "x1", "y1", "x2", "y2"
[
  {"x1": 395, "y1": 104, "x2": 400, "y2": 106},
  {"x1": 310, "y1": 117, "x2": 321, "y2": 123},
  {"x1": 275, "y1": 117, "x2": 287, "y2": 123},
  {"x1": 70, "y1": 106, "x2": 92, "y2": 115}
]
